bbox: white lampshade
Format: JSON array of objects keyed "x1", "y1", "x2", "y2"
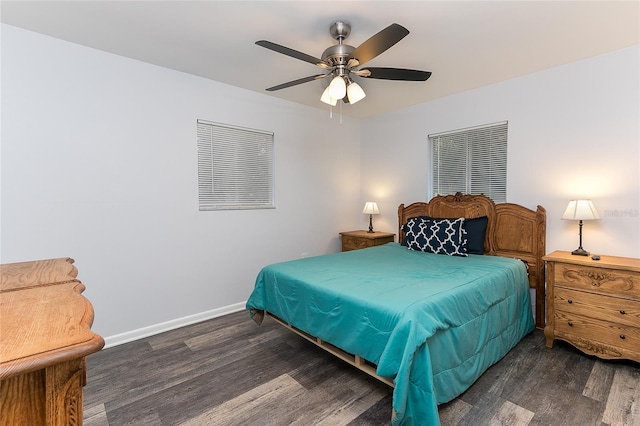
[
  {"x1": 562, "y1": 200, "x2": 600, "y2": 221},
  {"x1": 328, "y1": 75, "x2": 347, "y2": 99},
  {"x1": 362, "y1": 202, "x2": 380, "y2": 215},
  {"x1": 320, "y1": 86, "x2": 337, "y2": 106},
  {"x1": 346, "y1": 81, "x2": 366, "y2": 104}
]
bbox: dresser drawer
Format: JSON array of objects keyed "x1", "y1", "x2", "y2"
[
  {"x1": 554, "y1": 287, "x2": 640, "y2": 328},
  {"x1": 554, "y1": 263, "x2": 640, "y2": 300},
  {"x1": 554, "y1": 310, "x2": 640, "y2": 357}
]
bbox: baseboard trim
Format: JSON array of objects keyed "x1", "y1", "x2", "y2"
[{"x1": 103, "y1": 302, "x2": 247, "y2": 348}]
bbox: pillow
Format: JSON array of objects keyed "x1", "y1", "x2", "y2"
[
  {"x1": 403, "y1": 217, "x2": 468, "y2": 256},
  {"x1": 400, "y1": 215, "x2": 434, "y2": 246},
  {"x1": 464, "y1": 216, "x2": 488, "y2": 255},
  {"x1": 402, "y1": 215, "x2": 488, "y2": 255}
]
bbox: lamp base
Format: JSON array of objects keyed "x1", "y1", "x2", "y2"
[{"x1": 571, "y1": 247, "x2": 589, "y2": 256}]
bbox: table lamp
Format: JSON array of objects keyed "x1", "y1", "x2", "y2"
[
  {"x1": 363, "y1": 202, "x2": 380, "y2": 233},
  {"x1": 561, "y1": 199, "x2": 600, "y2": 256}
]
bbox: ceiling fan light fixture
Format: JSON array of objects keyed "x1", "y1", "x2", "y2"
[
  {"x1": 320, "y1": 86, "x2": 338, "y2": 106},
  {"x1": 328, "y1": 75, "x2": 347, "y2": 100},
  {"x1": 346, "y1": 80, "x2": 366, "y2": 104}
]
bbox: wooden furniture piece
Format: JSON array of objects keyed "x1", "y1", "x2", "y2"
[
  {"x1": 398, "y1": 193, "x2": 547, "y2": 328},
  {"x1": 0, "y1": 258, "x2": 104, "y2": 426},
  {"x1": 543, "y1": 250, "x2": 640, "y2": 363},
  {"x1": 339, "y1": 230, "x2": 395, "y2": 251}
]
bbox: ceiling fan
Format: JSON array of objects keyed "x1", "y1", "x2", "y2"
[{"x1": 256, "y1": 21, "x2": 432, "y2": 106}]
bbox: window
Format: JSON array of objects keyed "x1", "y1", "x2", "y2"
[
  {"x1": 197, "y1": 120, "x2": 274, "y2": 210},
  {"x1": 429, "y1": 121, "x2": 507, "y2": 203}
]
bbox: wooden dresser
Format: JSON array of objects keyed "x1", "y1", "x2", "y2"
[
  {"x1": 339, "y1": 230, "x2": 395, "y2": 252},
  {"x1": 543, "y1": 250, "x2": 640, "y2": 363},
  {"x1": 0, "y1": 258, "x2": 104, "y2": 425}
]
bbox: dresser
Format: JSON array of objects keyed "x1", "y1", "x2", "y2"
[
  {"x1": 0, "y1": 258, "x2": 104, "y2": 425},
  {"x1": 543, "y1": 251, "x2": 640, "y2": 363},
  {"x1": 339, "y1": 230, "x2": 395, "y2": 252}
]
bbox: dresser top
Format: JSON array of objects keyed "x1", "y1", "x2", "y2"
[
  {"x1": 1, "y1": 257, "x2": 78, "y2": 291},
  {"x1": 0, "y1": 258, "x2": 104, "y2": 379},
  {"x1": 543, "y1": 250, "x2": 640, "y2": 272}
]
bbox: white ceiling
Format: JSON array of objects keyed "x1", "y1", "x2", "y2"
[{"x1": 2, "y1": 1, "x2": 639, "y2": 119}]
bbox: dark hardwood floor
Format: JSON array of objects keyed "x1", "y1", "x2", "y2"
[{"x1": 84, "y1": 311, "x2": 640, "y2": 425}]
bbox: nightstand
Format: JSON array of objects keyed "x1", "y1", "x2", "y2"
[
  {"x1": 543, "y1": 250, "x2": 640, "y2": 363},
  {"x1": 339, "y1": 230, "x2": 395, "y2": 252}
]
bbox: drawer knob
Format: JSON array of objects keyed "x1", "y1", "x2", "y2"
[
  {"x1": 567, "y1": 299, "x2": 573, "y2": 304},
  {"x1": 620, "y1": 310, "x2": 626, "y2": 315},
  {"x1": 620, "y1": 334, "x2": 626, "y2": 340},
  {"x1": 568, "y1": 321, "x2": 573, "y2": 327}
]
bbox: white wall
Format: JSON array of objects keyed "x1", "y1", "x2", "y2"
[
  {"x1": 361, "y1": 45, "x2": 640, "y2": 259},
  {"x1": 0, "y1": 24, "x2": 362, "y2": 343}
]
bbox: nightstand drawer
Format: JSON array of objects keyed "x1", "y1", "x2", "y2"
[
  {"x1": 554, "y1": 311, "x2": 640, "y2": 356},
  {"x1": 339, "y1": 231, "x2": 395, "y2": 252},
  {"x1": 554, "y1": 287, "x2": 640, "y2": 328},
  {"x1": 342, "y1": 235, "x2": 373, "y2": 251},
  {"x1": 554, "y1": 263, "x2": 640, "y2": 300}
]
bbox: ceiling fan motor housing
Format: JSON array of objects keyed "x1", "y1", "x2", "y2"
[{"x1": 322, "y1": 44, "x2": 354, "y2": 67}]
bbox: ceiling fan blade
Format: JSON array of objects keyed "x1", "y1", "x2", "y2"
[
  {"x1": 358, "y1": 67, "x2": 432, "y2": 81},
  {"x1": 346, "y1": 23, "x2": 409, "y2": 67},
  {"x1": 266, "y1": 74, "x2": 328, "y2": 91},
  {"x1": 256, "y1": 40, "x2": 330, "y2": 69}
]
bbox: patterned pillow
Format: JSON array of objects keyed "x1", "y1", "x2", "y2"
[{"x1": 403, "y1": 217, "x2": 468, "y2": 256}]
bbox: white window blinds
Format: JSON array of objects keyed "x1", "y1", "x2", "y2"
[
  {"x1": 430, "y1": 121, "x2": 507, "y2": 203},
  {"x1": 197, "y1": 120, "x2": 274, "y2": 210}
]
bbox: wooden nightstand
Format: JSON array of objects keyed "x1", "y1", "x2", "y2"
[
  {"x1": 543, "y1": 250, "x2": 640, "y2": 363},
  {"x1": 339, "y1": 230, "x2": 395, "y2": 252}
]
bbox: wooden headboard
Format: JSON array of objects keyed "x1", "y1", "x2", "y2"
[{"x1": 398, "y1": 193, "x2": 546, "y2": 329}]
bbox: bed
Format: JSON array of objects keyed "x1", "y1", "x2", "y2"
[{"x1": 246, "y1": 193, "x2": 546, "y2": 425}]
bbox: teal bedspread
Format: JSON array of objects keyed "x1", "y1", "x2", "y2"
[{"x1": 246, "y1": 243, "x2": 534, "y2": 425}]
